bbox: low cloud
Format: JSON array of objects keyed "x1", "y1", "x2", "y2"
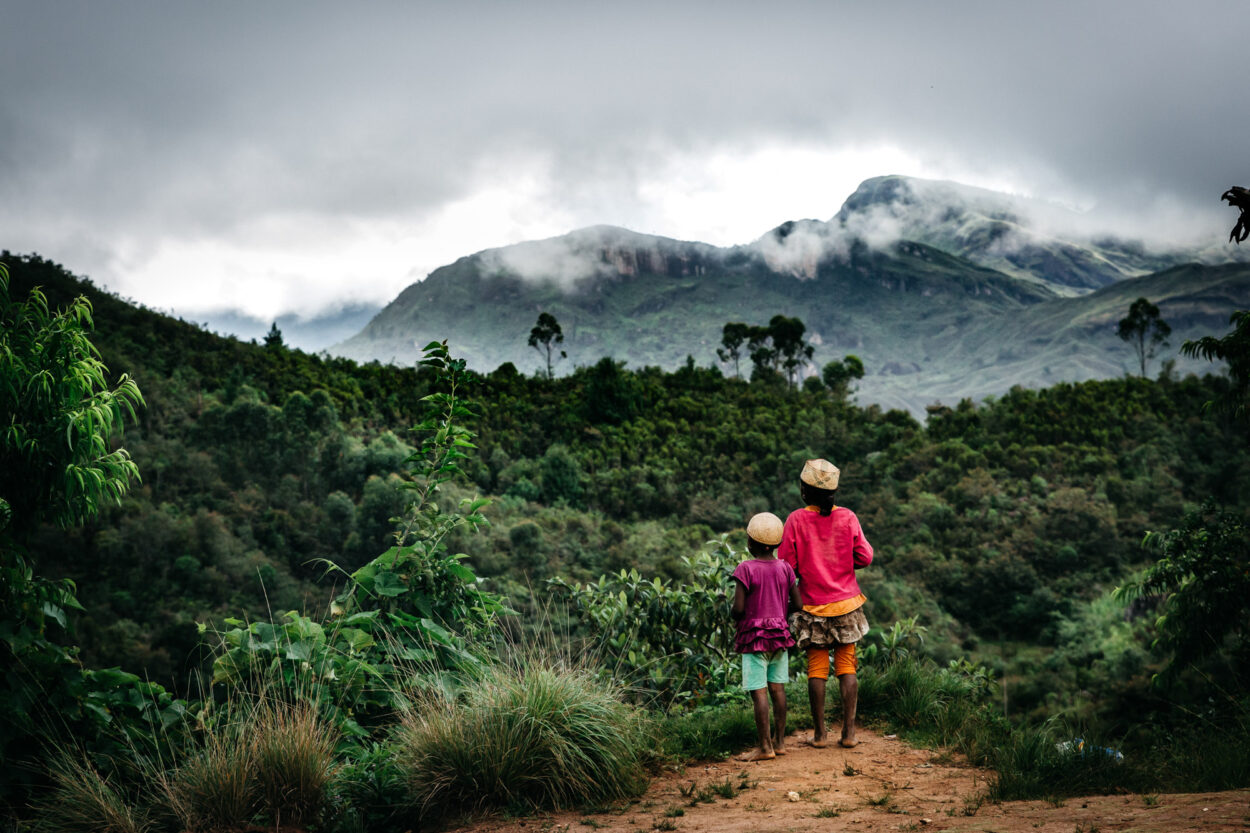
[
  {"x1": 754, "y1": 221, "x2": 847, "y2": 278},
  {"x1": 478, "y1": 233, "x2": 617, "y2": 289}
]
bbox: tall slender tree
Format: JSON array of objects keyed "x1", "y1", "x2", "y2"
[
  {"x1": 1117, "y1": 297, "x2": 1171, "y2": 378},
  {"x1": 769, "y1": 315, "x2": 814, "y2": 387},
  {"x1": 716, "y1": 322, "x2": 751, "y2": 378},
  {"x1": 528, "y1": 312, "x2": 567, "y2": 379}
]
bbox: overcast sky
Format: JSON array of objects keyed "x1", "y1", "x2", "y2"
[{"x1": 2, "y1": 1, "x2": 1247, "y2": 327}]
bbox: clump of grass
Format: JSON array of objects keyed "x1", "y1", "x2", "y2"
[
  {"x1": 663, "y1": 805, "x2": 685, "y2": 817},
  {"x1": 987, "y1": 724, "x2": 1151, "y2": 802},
  {"x1": 164, "y1": 722, "x2": 259, "y2": 833},
  {"x1": 250, "y1": 699, "x2": 337, "y2": 828},
  {"x1": 691, "y1": 784, "x2": 718, "y2": 805},
  {"x1": 395, "y1": 657, "x2": 649, "y2": 816},
  {"x1": 163, "y1": 696, "x2": 337, "y2": 831},
  {"x1": 962, "y1": 792, "x2": 987, "y2": 816},
  {"x1": 813, "y1": 806, "x2": 841, "y2": 818},
  {"x1": 28, "y1": 753, "x2": 151, "y2": 833}
]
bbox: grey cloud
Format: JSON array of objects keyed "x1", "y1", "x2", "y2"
[{"x1": 2, "y1": 1, "x2": 1247, "y2": 313}]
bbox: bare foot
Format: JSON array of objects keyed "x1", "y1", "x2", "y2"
[
  {"x1": 774, "y1": 745, "x2": 788, "y2": 756},
  {"x1": 803, "y1": 735, "x2": 829, "y2": 748},
  {"x1": 839, "y1": 736, "x2": 858, "y2": 748},
  {"x1": 736, "y1": 748, "x2": 777, "y2": 762}
]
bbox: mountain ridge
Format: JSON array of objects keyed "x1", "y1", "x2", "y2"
[{"x1": 332, "y1": 175, "x2": 1249, "y2": 414}]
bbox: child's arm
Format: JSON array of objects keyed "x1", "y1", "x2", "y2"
[
  {"x1": 788, "y1": 579, "x2": 802, "y2": 615},
  {"x1": 851, "y1": 514, "x2": 874, "y2": 568},
  {"x1": 731, "y1": 579, "x2": 747, "y2": 621}
]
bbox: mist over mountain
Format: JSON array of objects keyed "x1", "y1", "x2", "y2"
[
  {"x1": 198, "y1": 302, "x2": 382, "y2": 352},
  {"x1": 333, "y1": 176, "x2": 1249, "y2": 414}
]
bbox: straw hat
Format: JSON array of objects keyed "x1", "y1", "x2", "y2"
[
  {"x1": 800, "y1": 459, "x2": 840, "y2": 490},
  {"x1": 746, "y1": 512, "x2": 784, "y2": 546}
]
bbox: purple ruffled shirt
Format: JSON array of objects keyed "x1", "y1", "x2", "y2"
[{"x1": 732, "y1": 558, "x2": 797, "y2": 654}]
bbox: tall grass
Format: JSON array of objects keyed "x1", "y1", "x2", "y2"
[
  {"x1": 986, "y1": 723, "x2": 1150, "y2": 801},
  {"x1": 395, "y1": 656, "x2": 650, "y2": 815},
  {"x1": 163, "y1": 723, "x2": 259, "y2": 833},
  {"x1": 658, "y1": 702, "x2": 758, "y2": 760},
  {"x1": 161, "y1": 697, "x2": 337, "y2": 832},
  {"x1": 250, "y1": 700, "x2": 338, "y2": 828},
  {"x1": 26, "y1": 753, "x2": 150, "y2": 833},
  {"x1": 1163, "y1": 724, "x2": 1250, "y2": 791},
  {"x1": 859, "y1": 656, "x2": 999, "y2": 763}
]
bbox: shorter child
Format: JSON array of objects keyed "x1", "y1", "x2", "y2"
[{"x1": 731, "y1": 512, "x2": 802, "y2": 762}]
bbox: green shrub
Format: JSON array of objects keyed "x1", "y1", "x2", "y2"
[
  {"x1": 395, "y1": 657, "x2": 648, "y2": 815},
  {"x1": 550, "y1": 535, "x2": 742, "y2": 705},
  {"x1": 327, "y1": 741, "x2": 414, "y2": 833}
]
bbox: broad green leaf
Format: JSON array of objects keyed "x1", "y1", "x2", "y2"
[{"x1": 373, "y1": 571, "x2": 407, "y2": 597}]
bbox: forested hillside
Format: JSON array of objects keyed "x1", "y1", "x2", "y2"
[
  {"x1": 6, "y1": 253, "x2": 1246, "y2": 723},
  {"x1": 4, "y1": 252, "x2": 1249, "y2": 831}
]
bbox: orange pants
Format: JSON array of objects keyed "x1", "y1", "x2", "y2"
[{"x1": 806, "y1": 645, "x2": 857, "y2": 679}]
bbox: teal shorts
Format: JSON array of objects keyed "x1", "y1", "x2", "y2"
[{"x1": 741, "y1": 650, "x2": 789, "y2": 691}]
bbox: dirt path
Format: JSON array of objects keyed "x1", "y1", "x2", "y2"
[{"x1": 462, "y1": 727, "x2": 1250, "y2": 833}]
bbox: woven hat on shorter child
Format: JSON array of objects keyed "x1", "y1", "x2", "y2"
[
  {"x1": 746, "y1": 512, "x2": 784, "y2": 546},
  {"x1": 800, "y1": 458, "x2": 840, "y2": 490}
]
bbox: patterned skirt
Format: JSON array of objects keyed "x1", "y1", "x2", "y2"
[{"x1": 788, "y1": 608, "x2": 870, "y2": 649}]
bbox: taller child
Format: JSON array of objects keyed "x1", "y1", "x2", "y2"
[{"x1": 778, "y1": 459, "x2": 873, "y2": 748}]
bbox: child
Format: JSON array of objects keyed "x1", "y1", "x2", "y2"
[
  {"x1": 732, "y1": 512, "x2": 802, "y2": 762},
  {"x1": 778, "y1": 458, "x2": 873, "y2": 749}
]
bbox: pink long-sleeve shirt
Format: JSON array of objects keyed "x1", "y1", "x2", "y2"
[{"x1": 777, "y1": 506, "x2": 874, "y2": 606}]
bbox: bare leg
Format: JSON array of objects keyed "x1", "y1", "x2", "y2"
[
  {"x1": 808, "y1": 676, "x2": 828, "y2": 747},
  {"x1": 768, "y1": 682, "x2": 787, "y2": 754},
  {"x1": 736, "y1": 688, "x2": 776, "y2": 761},
  {"x1": 838, "y1": 673, "x2": 859, "y2": 747}
]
